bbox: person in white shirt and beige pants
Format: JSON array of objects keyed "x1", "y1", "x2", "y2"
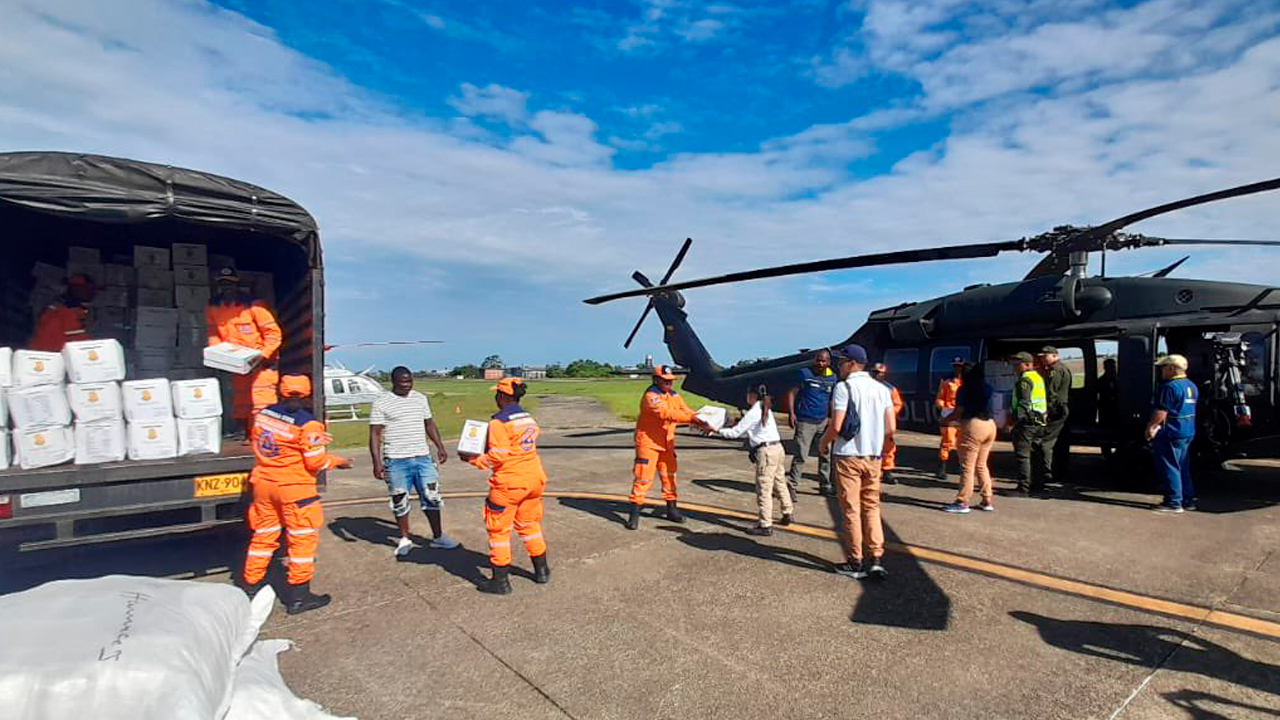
[{"x1": 717, "y1": 384, "x2": 793, "y2": 536}]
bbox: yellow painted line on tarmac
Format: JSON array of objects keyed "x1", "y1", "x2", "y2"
[{"x1": 326, "y1": 490, "x2": 1280, "y2": 641}]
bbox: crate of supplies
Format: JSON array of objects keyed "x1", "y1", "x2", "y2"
[
  {"x1": 0, "y1": 346, "x2": 11, "y2": 387},
  {"x1": 137, "y1": 268, "x2": 174, "y2": 291},
  {"x1": 74, "y1": 419, "x2": 127, "y2": 465},
  {"x1": 122, "y1": 378, "x2": 174, "y2": 422},
  {"x1": 171, "y1": 378, "x2": 222, "y2": 419},
  {"x1": 127, "y1": 417, "x2": 178, "y2": 460},
  {"x1": 175, "y1": 285, "x2": 211, "y2": 308},
  {"x1": 63, "y1": 339, "x2": 127, "y2": 384},
  {"x1": 12, "y1": 350, "x2": 65, "y2": 388},
  {"x1": 13, "y1": 425, "x2": 75, "y2": 470},
  {"x1": 171, "y1": 242, "x2": 208, "y2": 266},
  {"x1": 95, "y1": 286, "x2": 130, "y2": 308},
  {"x1": 177, "y1": 417, "x2": 221, "y2": 456},
  {"x1": 9, "y1": 385, "x2": 73, "y2": 429},
  {"x1": 458, "y1": 419, "x2": 489, "y2": 455},
  {"x1": 0, "y1": 429, "x2": 8, "y2": 470},
  {"x1": 103, "y1": 263, "x2": 135, "y2": 287},
  {"x1": 173, "y1": 264, "x2": 208, "y2": 285},
  {"x1": 695, "y1": 405, "x2": 727, "y2": 431},
  {"x1": 203, "y1": 342, "x2": 262, "y2": 375},
  {"x1": 136, "y1": 288, "x2": 173, "y2": 307},
  {"x1": 67, "y1": 381, "x2": 124, "y2": 423},
  {"x1": 133, "y1": 246, "x2": 170, "y2": 269}
]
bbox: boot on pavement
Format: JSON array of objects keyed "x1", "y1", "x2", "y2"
[
  {"x1": 532, "y1": 553, "x2": 551, "y2": 584},
  {"x1": 935, "y1": 461, "x2": 948, "y2": 480},
  {"x1": 284, "y1": 582, "x2": 331, "y2": 615},
  {"x1": 626, "y1": 503, "x2": 641, "y2": 530},
  {"x1": 480, "y1": 565, "x2": 513, "y2": 595},
  {"x1": 665, "y1": 500, "x2": 685, "y2": 524}
]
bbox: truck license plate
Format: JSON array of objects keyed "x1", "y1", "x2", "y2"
[
  {"x1": 194, "y1": 473, "x2": 248, "y2": 498},
  {"x1": 20, "y1": 489, "x2": 81, "y2": 508}
]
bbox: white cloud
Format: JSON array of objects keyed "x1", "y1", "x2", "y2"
[
  {"x1": 447, "y1": 82, "x2": 529, "y2": 124},
  {"x1": 617, "y1": 0, "x2": 744, "y2": 52}
]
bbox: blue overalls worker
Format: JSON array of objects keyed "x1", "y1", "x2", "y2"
[{"x1": 1147, "y1": 354, "x2": 1198, "y2": 513}]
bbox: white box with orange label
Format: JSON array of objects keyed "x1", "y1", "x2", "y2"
[
  {"x1": 127, "y1": 417, "x2": 178, "y2": 460},
  {"x1": 177, "y1": 417, "x2": 221, "y2": 456},
  {"x1": 8, "y1": 384, "x2": 72, "y2": 429},
  {"x1": 0, "y1": 429, "x2": 8, "y2": 470},
  {"x1": 63, "y1": 339, "x2": 127, "y2": 384},
  {"x1": 172, "y1": 378, "x2": 222, "y2": 419},
  {"x1": 121, "y1": 378, "x2": 174, "y2": 422},
  {"x1": 12, "y1": 425, "x2": 75, "y2": 470},
  {"x1": 203, "y1": 342, "x2": 261, "y2": 375},
  {"x1": 74, "y1": 419, "x2": 127, "y2": 465},
  {"x1": 67, "y1": 381, "x2": 124, "y2": 423},
  {"x1": 457, "y1": 419, "x2": 489, "y2": 456},
  {"x1": 0, "y1": 346, "x2": 12, "y2": 387},
  {"x1": 12, "y1": 350, "x2": 65, "y2": 387}
]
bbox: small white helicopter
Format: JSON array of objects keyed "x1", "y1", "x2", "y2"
[{"x1": 323, "y1": 340, "x2": 442, "y2": 420}]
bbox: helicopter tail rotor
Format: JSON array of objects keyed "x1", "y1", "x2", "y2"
[{"x1": 623, "y1": 238, "x2": 693, "y2": 349}]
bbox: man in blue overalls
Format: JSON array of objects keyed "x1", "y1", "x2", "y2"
[{"x1": 1146, "y1": 354, "x2": 1198, "y2": 513}]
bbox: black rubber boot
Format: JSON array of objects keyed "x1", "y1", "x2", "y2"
[
  {"x1": 882, "y1": 471, "x2": 898, "y2": 485},
  {"x1": 779, "y1": 513, "x2": 794, "y2": 527},
  {"x1": 532, "y1": 554, "x2": 551, "y2": 584},
  {"x1": 235, "y1": 577, "x2": 264, "y2": 599},
  {"x1": 935, "y1": 461, "x2": 948, "y2": 480},
  {"x1": 480, "y1": 565, "x2": 513, "y2": 595},
  {"x1": 626, "y1": 503, "x2": 641, "y2": 530},
  {"x1": 284, "y1": 582, "x2": 331, "y2": 615},
  {"x1": 666, "y1": 500, "x2": 685, "y2": 524}
]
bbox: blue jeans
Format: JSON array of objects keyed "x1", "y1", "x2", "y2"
[
  {"x1": 384, "y1": 455, "x2": 441, "y2": 516},
  {"x1": 1153, "y1": 435, "x2": 1195, "y2": 508}
]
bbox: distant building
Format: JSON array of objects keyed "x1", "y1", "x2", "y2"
[
  {"x1": 509, "y1": 366, "x2": 547, "y2": 380},
  {"x1": 483, "y1": 368, "x2": 504, "y2": 380}
]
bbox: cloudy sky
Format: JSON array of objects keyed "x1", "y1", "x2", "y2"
[{"x1": 2, "y1": 0, "x2": 1279, "y2": 370}]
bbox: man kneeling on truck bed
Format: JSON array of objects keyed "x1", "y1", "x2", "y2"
[{"x1": 206, "y1": 267, "x2": 283, "y2": 439}]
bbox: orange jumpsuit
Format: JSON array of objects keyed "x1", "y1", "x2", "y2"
[
  {"x1": 29, "y1": 303, "x2": 90, "y2": 352},
  {"x1": 631, "y1": 386, "x2": 698, "y2": 504},
  {"x1": 206, "y1": 298, "x2": 283, "y2": 423},
  {"x1": 467, "y1": 403, "x2": 548, "y2": 568},
  {"x1": 881, "y1": 383, "x2": 905, "y2": 472},
  {"x1": 936, "y1": 377, "x2": 962, "y2": 461},
  {"x1": 243, "y1": 404, "x2": 346, "y2": 586}
]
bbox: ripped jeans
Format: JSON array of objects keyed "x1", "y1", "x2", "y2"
[{"x1": 384, "y1": 455, "x2": 441, "y2": 517}]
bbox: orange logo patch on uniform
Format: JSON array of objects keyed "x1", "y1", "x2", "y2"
[{"x1": 88, "y1": 350, "x2": 99, "y2": 361}]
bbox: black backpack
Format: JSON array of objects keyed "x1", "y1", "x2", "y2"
[{"x1": 835, "y1": 381, "x2": 861, "y2": 441}]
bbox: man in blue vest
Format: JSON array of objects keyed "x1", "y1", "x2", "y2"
[
  {"x1": 1147, "y1": 354, "x2": 1198, "y2": 513},
  {"x1": 787, "y1": 349, "x2": 837, "y2": 498}
]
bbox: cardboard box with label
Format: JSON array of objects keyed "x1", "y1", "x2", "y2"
[
  {"x1": 67, "y1": 381, "x2": 124, "y2": 423},
  {"x1": 127, "y1": 417, "x2": 179, "y2": 460},
  {"x1": 172, "y1": 378, "x2": 222, "y2": 419},
  {"x1": 75, "y1": 419, "x2": 127, "y2": 465},
  {"x1": 92, "y1": 306, "x2": 129, "y2": 327},
  {"x1": 172, "y1": 242, "x2": 208, "y2": 266},
  {"x1": 103, "y1": 263, "x2": 136, "y2": 287},
  {"x1": 178, "y1": 417, "x2": 221, "y2": 456},
  {"x1": 136, "y1": 288, "x2": 173, "y2": 308},
  {"x1": 12, "y1": 350, "x2": 65, "y2": 388},
  {"x1": 0, "y1": 346, "x2": 11, "y2": 387},
  {"x1": 137, "y1": 267, "x2": 174, "y2": 291},
  {"x1": 63, "y1": 339, "x2": 127, "y2": 384},
  {"x1": 175, "y1": 285, "x2": 211, "y2": 309},
  {"x1": 134, "y1": 322, "x2": 178, "y2": 349},
  {"x1": 0, "y1": 387, "x2": 7, "y2": 426},
  {"x1": 9, "y1": 385, "x2": 74, "y2": 429},
  {"x1": 0, "y1": 429, "x2": 8, "y2": 470},
  {"x1": 695, "y1": 405, "x2": 727, "y2": 431},
  {"x1": 203, "y1": 342, "x2": 262, "y2": 375},
  {"x1": 133, "y1": 245, "x2": 170, "y2": 269},
  {"x1": 94, "y1": 285, "x2": 130, "y2": 308},
  {"x1": 458, "y1": 419, "x2": 489, "y2": 456},
  {"x1": 173, "y1": 264, "x2": 209, "y2": 285},
  {"x1": 131, "y1": 348, "x2": 178, "y2": 377},
  {"x1": 13, "y1": 425, "x2": 75, "y2": 470},
  {"x1": 122, "y1": 378, "x2": 174, "y2": 422}
]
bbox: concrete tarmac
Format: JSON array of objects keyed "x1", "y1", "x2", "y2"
[{"x1": 5, "y1": 396, "x2": 1280, "y2": 719}]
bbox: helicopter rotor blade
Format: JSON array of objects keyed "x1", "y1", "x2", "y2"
[
  {"x1": 1147, "y1": 237, "x2": 1280, "y2": 248},
  {"x1": 659, "y1": 237, "x2": 693, "y2": 285},
  {"x1": 586, "y1": 240, "x2": 1019, "y2": 305},
  {"x1": 327, "y1": 340, "x2": 445, "y2": 349},
  {"x1": 622, "y1": 238, "x2": 693, "y2": 346},
  {"x1": 1078, "y1": 178, "x2": 1280, "y2": 245}
]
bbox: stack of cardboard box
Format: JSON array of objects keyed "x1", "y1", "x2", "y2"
[{"x1": 8, "y1": 350, "x2": 75, "y2": 470}]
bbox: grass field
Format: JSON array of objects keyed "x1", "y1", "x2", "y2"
[{"x1": 326, "y1": 378, "x2": 728, "y2": 450}]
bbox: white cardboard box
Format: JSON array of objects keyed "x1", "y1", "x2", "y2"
[
  {"x1": 122, "y1": 378, "x2": 174, "y2": 422},
  {"x1": 175, "y1": 285, "x2": 211, "y2": 308},
  {"x1": 75, "y1": 419, "x2": 127, "y2": 465},
  {"x1": 0, "y1": 429, "x2": 8, "y2": 470},
  {"x1": 137, "y1": 267, "x2": 174, "y2": 291},
  {"x1": 63, "y1": 339, "x2": 127, "y2": 384},
  {"x1": 695, "y1": 405, "x2": 727, "y2": 431},
  {"x1": 173, "y1": 264, "x2": 209, "y2": 285},
  {"x1": 172, "y1": 378, "x2": 222, "y2": 419},
  {"x1": 136, "y1": 288, "x2": 173, "y2": 307},
  {"x1": 172, "y1": 242, "x2": 208, "y2": 266},
  {"x1": 177, "y1": 417, "x2": 221, "y2": 456},
  {"x1": 12, "y1": 350, "x2": 65, "y2": 388},
  {"x1": 68, "y1": 246, "x2": 101, "y2": 265},
  {"x1": 67, "y1": 381, "x2": 124, "y2": 423},
  {"x1": 135, "y1": 306, "x2": 179, "y2": 327},
  {"x1": 9, "y1": 384, "x2": 73, "y2": 429},
  {"x1": 177, "y1": 309, "x2": 206, "y2": 328},
  {"x1": 13, "y1": 425, "x2": 75, "y2": 470},
  {"x1": 94, "y1": 285, "x2": 130, "y2": 308},
  {"x1": 127, "y1": 417, "x2": 178, "y2": 460},
  {"x1": 203, "y1": 342, "x2": 262, "y2": 375},
  {"x1": 103, "y1": 263, "x2": 136, "y2": 287},
  {"x1": 0, "y1": 346, "x2": 11, "y2": 387},
  {"x1": 134, "y1": 324, "x2": 178, "y2": 349},
  {"x1": 458, "y1": 419, "x2": 489, "y2": 455},
  {"x1": 132, "y1": 348, "x2": 177, "y2": 375},
  {"x1": 0, "y1": 387, "x2": 7, "y2": 426},
  {"x1": 133, "y1": 246, "x2": 170, "y2": 269}
]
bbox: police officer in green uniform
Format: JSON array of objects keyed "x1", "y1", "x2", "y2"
[
  {"x1": 1037, "y1": 346, "x2": 1073, "y2": 486},
  {"x1": 1007, "y1": 352, "x2": 1048, "y2": 495}
]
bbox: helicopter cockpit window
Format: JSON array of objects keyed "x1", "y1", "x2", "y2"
[
  {"x1": 331, "y1": 379, "x2": 344, "y2": 395},
  {"x1": 929, "y1": 346, "x2": 971, "y2": 393},
  {"x1": 883, "y1": 349, "x2": 919, "y2": 394},
  {"x1": 348, "y1": 380, "x2": 362, "y2": 394}
]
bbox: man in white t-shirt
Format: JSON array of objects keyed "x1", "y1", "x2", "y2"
[
  {"x1": 821, "y1": 344, "x2": 896, "y2": 580},
  {"x1": 369, "y1": 366, "x2": 456, "y2": 558}
]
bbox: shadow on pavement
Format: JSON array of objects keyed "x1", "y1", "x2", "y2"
[
  {"x1": 1162, "y1": 689, "x2": 1280, "y2": 719},
  {"x1": 561, "y1": 428, "x2": 634, "y2": 438},
  {"x1": 1011, "y1": 612, "x2": 1280, "y2": 700},
  {"x1": 658, "y1": 526, "x2": 832, "y2": 573},
  {"x1": 327, "y1": 515, "x2": 501, "y2": 587},
  {"x1": 691, "y1": 477, "x2": 756, "y2": 494}
]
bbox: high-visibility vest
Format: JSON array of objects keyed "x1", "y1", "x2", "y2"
[{"x1": 1015, "y1": 370, "x2": 1048, "y2": 417}]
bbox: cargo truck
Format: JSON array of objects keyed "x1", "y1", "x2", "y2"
[{"x1": 0, "y1": 152, "x2": 324, "y2": 552}]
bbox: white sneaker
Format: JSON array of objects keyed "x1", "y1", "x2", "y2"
[
  {"x1": 429, "y1": 534, "x2": 461, "y2": 549},
  {"x1": 394, "y1": 537, "x2": 415, "y2": 557}
]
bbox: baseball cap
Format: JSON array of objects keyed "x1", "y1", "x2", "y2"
[
  {"x1": 279, "y1": 374, "x2": 312, "y2": 398},
  {"x1": 652, "y1": 364, "x2": 678, "y2": 380},
  {"x1": 67, "y1": 273, "x2": 95, "y2": 288},
  {"x1": 1011, "y1": 351, "x2": 1034, "y2": 363},
  {"x1": 492, "y1": 377, "x2": 525, "y2": 395},
  {"x1": 1038, "y1": 345, "x2": 1058, "y2": 355},
  {"x1": 1155, "y1": 354, "x2": 1189, "y2": 370},
  {"x1": 215, "y1": 267, "x2": 240, "y2": 282},
  {"x1": 833, "y1": 344, "x2": 868, "y2": 364},
  {"x1": 952, "y1": 356, "x2": 966, "y2": 365}
]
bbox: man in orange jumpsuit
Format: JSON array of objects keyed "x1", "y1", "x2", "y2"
[
  {"x1": 460, "y1": 378, "x2": 550, "y2": 596},
  {"x1": 240, "y1": 375, "x2": 350, "y2": 615},
  {"x1": 935, "y1": 358, "x2": 965, "y2": 479},
  {"x1": 206, "y1": 267, "x2": 283, "y2": 438},
  {"x1": 29, "y1": 274, "x2": 96, "y2": 352},
  {"x1": 871, "y1": 362, "x2": 905, "y2": 485},
  {"x1": 627, "y1": 365, "x2": 710, "y2": 530}
]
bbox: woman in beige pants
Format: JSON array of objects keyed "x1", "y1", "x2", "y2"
[
  {"x1": 944, "y1": 363, "x2": 997, "y2": 514},
  {"x1": 717, "y1": 385, "x2": 793, "y2": 535}
]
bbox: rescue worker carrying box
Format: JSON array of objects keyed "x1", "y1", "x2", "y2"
[
  {"x1": 239, "y1": 375, "x2": 350, "y2": 615},
  {"x1": 206, "y1": 267, "x2": 282, "y2": 438},
  {"x1": 460, "y1": 378, "x2": 551, "y2": 596},
  {"x1": 626, "y1": 364, "x2": 711, "y2": 530},
  {"x1": 29, "y1": 274, "x2": 96, "y2": 352},
  {"x1": 934, "y1": 357, "x2": 965, "y2": 479}
]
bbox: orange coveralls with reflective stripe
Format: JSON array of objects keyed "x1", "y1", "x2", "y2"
[
  {"x1": 206, "y1": 299, "x2": 283, "y2": 422},
  {"x1": 936, "y1": 377, "x2": 962, "y2": 461},
  {"x1": 881, "y1": 383, "x2": 905, "y2": 472},
  {"x1": 29, "y1": 304, "x2": 90, "y2": 352},
  {"x1": 243, "y1": 404, "x2": 346, "y2": 586},
  {"x1": 467, "y1": 404, "x2": 548, "y2": 568},
  {"x1": 630, "y1": 386, "x2": 697, "y2": 504}
]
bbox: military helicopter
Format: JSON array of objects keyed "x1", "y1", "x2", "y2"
[{"x1": 586, "y1": 178, "x2": 1280, "y2": 469}]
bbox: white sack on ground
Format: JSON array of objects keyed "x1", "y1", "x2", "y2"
[{"x1": 225, "y1": 639, "x2": 358, "y2": 720}]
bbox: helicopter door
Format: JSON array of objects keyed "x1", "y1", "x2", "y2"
[{"x1": 1115, "y1": 334, "x2": 1154, "y2": 431}]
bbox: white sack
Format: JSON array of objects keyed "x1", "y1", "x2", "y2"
[
  {"x1": 63, "y1": 339, "x2": 127, "y2": 383},
  {"x1": 12, "y1": 425, "x2": 75, "y2": 470},
  {"x1": 0, "y1": 346, "x2": 12, "y2": 387},
  {"x1": 173, "y1": 378, "x2": 223, "y2": 419},
  {"x1": 226, "y1": 639, "x2": 357, "y2": 720},
  {"x1": 0, "y1": 429, "x2": 9, "y2": 470},
  {"x1": 204, "y1": 342, "x2": 262, "y2": 375},
  {"x1": 178, "y1": 417, "x2": 222, "y2": 456},
  {"x1": 76, "y1": 419, "x2": 128, "y2": 465},
  {"x1": 68, "y1": 381, "x2": 125, "y2": 422},
  {"x1": 122, "y1": 378, "x2": 174, "y2": 422},
  {"x1": 8, "y1": 384, "x2": 73, "y2": 429},
  {"x1": 12, "y1": 350, "x2": 65, "y2": 387},
  {"x1": 128, "y1": 418, "x2": 178, "y2": 460},
  {"x1": 0, "y1": 576, "x2": 269, "y2": 720}
]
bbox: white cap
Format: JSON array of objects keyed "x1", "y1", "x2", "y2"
[{"x1": 1155, "y1": 354, "x2": 1189, "y2": 371}]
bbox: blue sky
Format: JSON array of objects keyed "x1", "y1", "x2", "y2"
[{"x1": 2, "y1": 0, "x2": 1280, "y2": 371}]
